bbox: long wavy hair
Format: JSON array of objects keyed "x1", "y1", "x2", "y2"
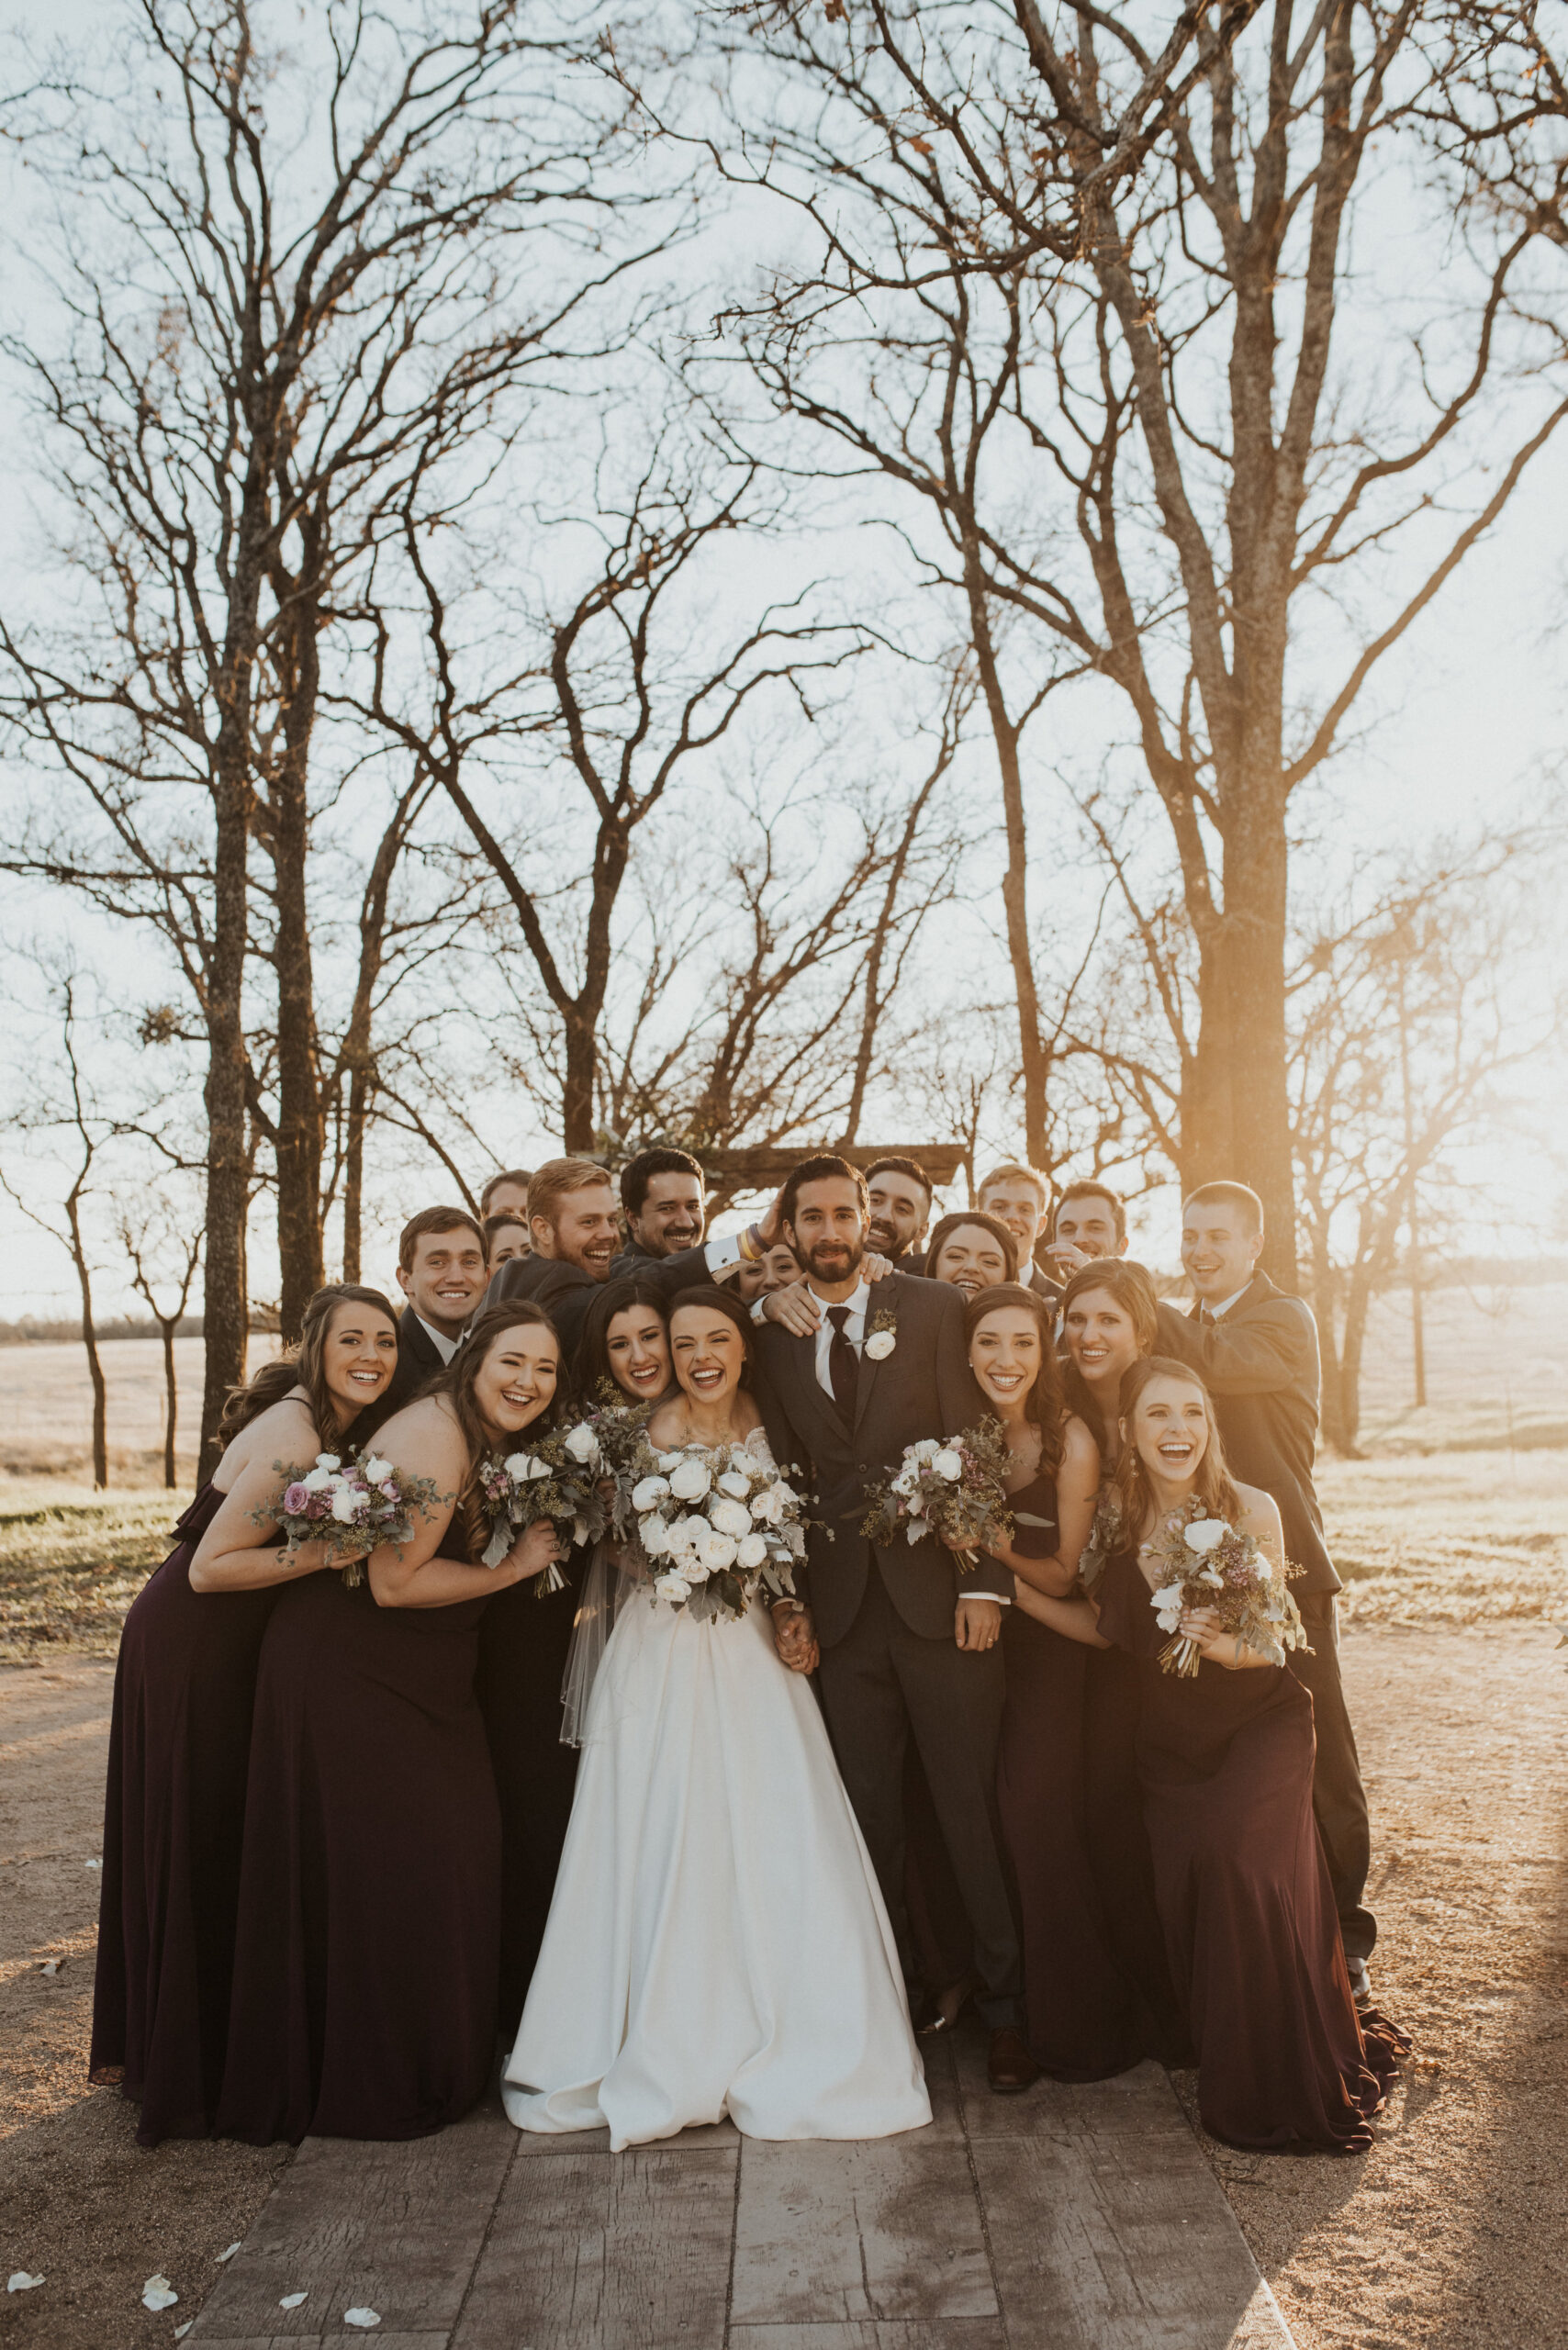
[
  {"x1": 962, "y1": 1282, "x2": 1065, "y2": 1473},
  {"x1": 575, "y1": 1277, "x2": 670, "y2": 1406},
  {"x1": 433, "y1": 1302, "x2": 565, "y2": 1562},
  {"x1": 1112, "y1": 1356, "x2": 1242, "y2": 1542},
  {"x1": 217, "y1": 1285, "x2": 399, "y2": 1452},
  {"x1": 1058, "y1": 1259, "x2": 1160, "y2": 1461}
]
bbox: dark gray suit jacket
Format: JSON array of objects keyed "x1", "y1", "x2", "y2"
[
  {"x1": 1154, "y1": 1273, "x2": 1339, "y2": 1595},
  {"x1": 753, "y1": 1270, "x2": 1007, "y2": 1649},
  {"x1": 383, "y1": 1304, "x2": 447, "y2": 1415},
  {"x1": 480, "y1": 1242, "x2": 720, "y2": 1367}
]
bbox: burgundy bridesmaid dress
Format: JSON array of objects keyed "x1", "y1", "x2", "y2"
[
  {"x1": 997, "y1": 1470, "x2": 1184, "y2": 2076},
  {"x1": 90, "y1": 1487, "x2": 281, "y2": 2143},
  {"x1": 217, "y1": 1568, "x2": 501, "y2": 2144},
  {"x1": 1096, "y1": 1546, "x2": 1406, "y2": 2151}
]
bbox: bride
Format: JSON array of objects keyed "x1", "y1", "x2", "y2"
[{"x1": 501, "y1": 1285, "x2": 932, "y2": 2149}]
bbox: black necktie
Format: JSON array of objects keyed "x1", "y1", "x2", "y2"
[{"x1": 826, "y1": 1305, "x2": 858, "y2": 1417}]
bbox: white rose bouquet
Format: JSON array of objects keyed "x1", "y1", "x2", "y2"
[
  {"x1": 1141, "y1": 1494, "x2": 1310, "y2": 1676},
  {"x1": 257, "y1": 1450, "x2": 442, "y2": 1587},
  {"x1": 476, "y1": 1419, "x2": 609, "y2": 1585},
  {"x1": 623, "y1": 1437, "x2": 804, "y2": 1622},
  {"x1": 859, "y1": 1418, "x2": 1015, "y2": 1571}
]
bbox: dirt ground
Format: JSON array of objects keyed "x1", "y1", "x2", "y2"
[{"x1": 2, "y1": 1453, "x2": 1565, "y2": 2348}]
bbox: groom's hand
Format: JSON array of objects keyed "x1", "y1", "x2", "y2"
[
  {"x1": 772, "y1": 1601, "x2": 819, "y2": 1674},
  {"x1": 954, "y1": 1595, "x2": 1002, "y2": 1652}
]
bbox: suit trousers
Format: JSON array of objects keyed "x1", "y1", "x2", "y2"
[
  {"x1": 815, "y1": 1565, "x2": 1022, "y2": 2031},
  {"x1": 1289, "y1": 1591, "x2": 1375, "y2": 1965}
]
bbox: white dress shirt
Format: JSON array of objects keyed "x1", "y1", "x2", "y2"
[
  {"x1": 1199, "y1": 1283, "x2": 1252, "y2": 1324},
  {"x1": 416, "y1": 1315, "x2": 461, "y2": 1365},
  {"x1": 812, "y1": 1278, "x2": 869, "y2": 1400}
]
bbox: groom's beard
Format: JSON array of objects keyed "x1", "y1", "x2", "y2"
[{"x1": 800, "y1": 1237, "x2": 865, "y2": 1285}]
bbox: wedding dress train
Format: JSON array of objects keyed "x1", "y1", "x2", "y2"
[{"x1": 501, "y1": 1432, "x2": 931, "y2": 2149}]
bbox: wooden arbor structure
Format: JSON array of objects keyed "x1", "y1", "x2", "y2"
[{"x1": 700, "y1": 1142, "x2": 970, "y2": 1214}]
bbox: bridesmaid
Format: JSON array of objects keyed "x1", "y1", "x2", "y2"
[
  {"x1": 217, "y1": 1304, "x2": 566, "y2": 2144},
  {"x1": 574, "y1": 1277, "x2": 674, "y2": 1407},
  {"x1": 924, "y1": 1211, "x2": 1017, "y2": 1301},
  {"x1": 1056, "y1": 1262, "x2": 1187, "y2": 2059},
  {"x1": 560, "y1": 1281, "x2": 674, "y2": 1747},
  {"x1": 1021, "y1": 1358, "x2": 1407, "y2": 2151},
  {"x1": 1058, "y1": 1260, "x2": 1159, "y2": 1460},
  {"x1": 90, "y1": 1285, "x2": 399, "y2": 2144},
  {"x1": 962, "y1": 1283, "x2": 1146, "y2": 2076}
]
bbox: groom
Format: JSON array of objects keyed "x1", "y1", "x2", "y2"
[{"x1": 751, "y1": 1155, "x2": 1033, "y2": 2092}]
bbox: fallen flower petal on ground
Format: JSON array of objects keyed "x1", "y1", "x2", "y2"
[
  {"x1": 343, "y1": 2309, "x2": 381, "y2": 2328},
  {"x1": 141, "y1": 2274, "x2": 178, "y2": 2311},
  {"x1": 7, "y1": 2274, "x2": 45, "y2": 2292}
]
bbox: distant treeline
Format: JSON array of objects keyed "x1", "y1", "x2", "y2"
[{"x1": 0, "y1": 1312, "x2": 280, "y2": 1346}]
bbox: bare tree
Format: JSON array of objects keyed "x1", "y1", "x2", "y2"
[
  {"x1": 1, "y1": 0, "x2": 654, "y2": 1446},
  {"x1": 120, "y1": 1206, "x2": 204, "y2": 1488},
  {"x1": 708, "y1": 0, "x2": 1568, "y2": 1277},
  {"x1": 0, "y1": 969, "x2": 116, "y2": 1487},
  {"x1": 1289, "y1": 838, "x2": 1549, "y2": 1451},
  {"x1": 359, "y1": 439, "x2": 869, "y2": 1147}
]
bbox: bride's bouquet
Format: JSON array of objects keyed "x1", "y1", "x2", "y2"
[
  {"x1": 624, "y1": 1438, "x2": 804, "y2": 1622},
  {"x1": 476, "y1": 1421, "x2": 609, "y2": 1586},
  {"x1": 261, "y1": 1450, "x2": 439, "y2": 1587},
  {"x1": 859, "y1": 1419, "x2": 1014, "y2": 1572},
  {"x1": 1143, "y1": 1495, "x2": 1310, "y2": 1675}
]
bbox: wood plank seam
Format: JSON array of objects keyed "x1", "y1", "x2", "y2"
[
  {"x1": 444, "y1": 2117, "x2": 521, "y2": 2346},
  {"x1": 952, "y1": 2046, "x2": 1014, "y2": 2348}
]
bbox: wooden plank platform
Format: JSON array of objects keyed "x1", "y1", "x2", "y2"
[{"x1": 185, "y1": 2029, "x2": 1293, "y2": 2350}]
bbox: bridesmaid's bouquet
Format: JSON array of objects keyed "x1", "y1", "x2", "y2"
[
  {"x1": 263, "y1": 1450, "x2": 440, "y2": 1587},
  {"x1": 625, "y1": 1438, "x2": 804, "y2": 1622},
  {"x1": 859, "y1": 1419, "x2": 1014, "y2": 1572},
  {"x1": 476, "y1": 1422, "x2": 609, "y2": 1585},
  {"x1": 580, "y1": 1386, "x2": 658, "y2": 1541},
  {"x1": 1143, "y1": 1495, "x2": 1309, "y2": 1675},
  {"x1": 1076, "y1": 1486, "x2": 1123, "y2": 1595}
]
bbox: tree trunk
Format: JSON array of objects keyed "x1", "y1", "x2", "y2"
[
  {"x1": 271, "y1": 560, "x2": 326, "y2": 1344},
  {"x1": 161, "y1": 1316, "x2": 177, "y2": 1488},
  {"x1": 561, "y1": 1005, "x2": 597, "y2": 1152},
  {"x1": 65, "y1": 1195, "x2": 107, "y2": 1489},
  {"x1": 342, "y1": 1059, "x2": 369, "y2": 1283},
  {"x1": 965, "y1": 562, "x2": 1050, "y2": 1169},
  {"x1": 199, "y1": 512, "x2": 265, "y2": 1472},
  {"x1": 1180, "y1": 773, "x2": 1296, "y2": 1284}
]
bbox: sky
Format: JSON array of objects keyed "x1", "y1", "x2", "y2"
[{"x1": 1, "y1": 0, "x2": 1564, "y2": 1317}]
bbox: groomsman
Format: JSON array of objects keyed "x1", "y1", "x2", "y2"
[
  {"x1": 483, "y1": 1155, "x2": 755, "y2": 1359},
  {"x1": 480, "y1": 1168, "x2": 533, "y2": 1223},
  {"x1": 385, "y1": 1206, "x2": 488, "y2": 1410},
  {"x1": 752, "y1": 1154, "x2": 1033, "y2": 2092},
  {"x1": 977, "y1": 1162, "x2": 1058, "y2": 1304},
  {"x1": 1154, "y1": 1181, "x2": 1376, "y2": 2000},
  {"x1": 1045, "y1": 1180, "x2": 1130, "y2": 1277},
  {"x1": 865, "y1": 1156, "x2": 933, "y2": 1270},
  {"x1": 612, "y1": 1147, "x2": 706, "y2": 1270}
]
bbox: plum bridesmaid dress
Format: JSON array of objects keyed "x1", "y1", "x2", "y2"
[{"x1": 90, "y1": 1487, "x2": 281, "y2": 2143}]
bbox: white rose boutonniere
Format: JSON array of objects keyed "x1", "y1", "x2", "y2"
[{"x1": 865, "y1": 1306, "x2": 898, "y2": 1361}]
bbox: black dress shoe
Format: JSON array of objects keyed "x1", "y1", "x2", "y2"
[{"x1": 987, "y1": 2026, "x2": 1039, "y2": 2094}]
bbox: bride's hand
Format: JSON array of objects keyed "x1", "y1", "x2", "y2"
[{"x1": 772, "y1": 1601, "x2": 819, "y2": 1675}]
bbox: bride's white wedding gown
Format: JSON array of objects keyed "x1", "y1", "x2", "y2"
[{"x1": 501, "y1": 1430, "x2": 931, "y2": 2150}]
